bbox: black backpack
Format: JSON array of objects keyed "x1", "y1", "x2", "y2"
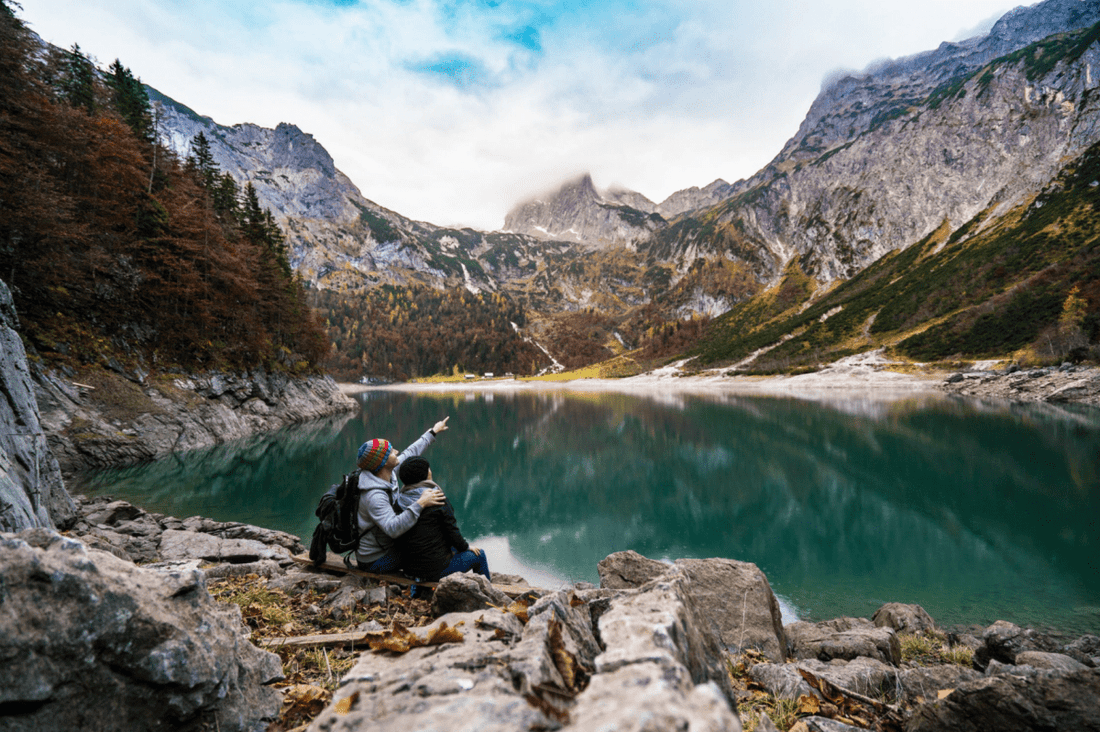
[{"x1": 309, "y1": 470, "x2": 365, "y2": 566}]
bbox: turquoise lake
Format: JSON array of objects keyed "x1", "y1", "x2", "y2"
[{"x1": 75, "y1": 387, "x2": 1100, "y2": 636}]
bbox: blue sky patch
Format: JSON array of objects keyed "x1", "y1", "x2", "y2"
[{"x1": 409, "y1": 53, "x2": 495, "y2": 90}]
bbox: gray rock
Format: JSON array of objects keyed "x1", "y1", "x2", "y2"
[
  {"x1": 750, "y1": 657, "x2": 898, "y2": 702},
  {"x1": 673, "y1": 557, "x2": 789, "y2": 663},
  {"x1": 267, "y1": 569, "x2": 344, "y2": 596},
  {"x1": 872, "y1": 602, "x2": 936, "y2": 634},
  {"x1": 202, "y1": 559, "x2": 284, "y2": 579},
  {"x1": 325, "y1": 586, "x2": 368, "y2": 620},
  {"x1": 0, "y1": 278, "x2": 76, "y2": 532},
  {"x1": 570, "y1": 667, "x2": 739, "y2": 732},
  {"x1": 431, "y1": 572, "x2": 512, "y2": 614},
  {"x1": 598, "y1": 552, "x2": 788, "y2": 663},
  {"x1": 1013, "y1": 651, "x2": 1090, "y2": 672},
  {"x1": 973, "y1": 620, "x2": 1061, "y2": 669},
  {"x1": 786, "y1": 619, "x2": 901, "y2": 666},
  {"x1": 314, "y1": 610, "x2": 561, "y2": 732},
  {"x1": 34, "y1": 364, "x2": 356, "y2": 475},
  {"x1": 1065, "y1": 634, "x2": 1100, "y2": 667},
  {"x1": 313, "y1": 577, "x2": 742, "y2": 731},
  {"x1": 899, "y1": 664, "x2": 981, "y2": 705},
  {"x1": 749, "y1": 662, "x2": 817, "y2": 700},
  {"x1": 159, "y1": 529, "x2": 291, "y2": 563},
  {"x1": 597, "y1": 549, "x2": 671, "y2": 589},
  {"x1": 84, "y1": 499, "x2": 145, "y2": 526},
  {"x1": 594, "y1": 571, "x2": 733, "y2": 699},
  {"x1": 907, "y1": 668, "x2": 1100, "y2": 732},
  {"x1": 0, "y1": 528, "x2": 282, "y2": 731}
]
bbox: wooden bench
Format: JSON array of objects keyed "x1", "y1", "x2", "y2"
[{"x1": 290, "y1": 553, "x2": 535, "y2": 599}]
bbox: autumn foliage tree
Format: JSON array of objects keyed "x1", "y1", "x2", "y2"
[
  {"x1": 0, "y1": 1, "x2": 327, "y2": 374},
  {"x1": 312, "y1": 286, "x2": 548, "y2": 381}
]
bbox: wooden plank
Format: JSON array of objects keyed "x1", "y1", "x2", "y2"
[
  {"x1": 260, "y1": 631, "x2": 370, "y2": 649},
  {"x1": 290, "y1": 553, "x2": 541, "y2": 598},
  {"x1": 291, "y1": 553, "x2": 435, "y2": 587}
]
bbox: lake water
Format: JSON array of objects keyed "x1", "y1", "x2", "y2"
[{"x1": 75, "y1": 387, "x2": 1100, "y2": 636}]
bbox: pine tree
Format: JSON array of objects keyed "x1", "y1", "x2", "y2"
[
  {"x1": 59, "y1": 44, "x2": 95, "y2": 114},
  {"x1": 189, "y1": 132, "x2": 218, "y2": 190},
  {"x1": 106, "y1": 59, "x2": 152, "y2": 142},
  {"x1": 213, "y1": 172, "x2": 239, "y2": 220}
]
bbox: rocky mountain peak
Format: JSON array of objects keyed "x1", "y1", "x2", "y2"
[
  {"x1": 656, "y1": 179, "x2": 737, "y2": 218},
  {"x1": 271, "y1": 122, "x2": 336, "y2": 177},
  {"x1": 503, "y1": 173, "x2": 664, "y2": 247}
]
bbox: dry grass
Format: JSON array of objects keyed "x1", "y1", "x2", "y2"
[
  {"x1": 899, "y1": 631, "x2": 974, "y2": 668},
  {"x1": 210, "y1": 574, "x2": 436, "y2": 731}
]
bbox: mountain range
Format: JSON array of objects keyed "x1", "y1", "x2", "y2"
[{"x1": 146, "y1": 0, "x2": 1100, "y2": 374}]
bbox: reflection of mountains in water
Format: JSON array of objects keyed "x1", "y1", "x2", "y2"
[
  {"x1": 432, "y1": 392, "x2": 1100, "y2": 632},
  {"x1": 75, "y1": 412, "x2": 355, "y2": 533}
]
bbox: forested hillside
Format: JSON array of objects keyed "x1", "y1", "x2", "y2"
[
  {"x1": 312, "y1": 286, "x2": 548, "y2": 381},
  {"x1": 0, "y1": 2, "x2": 327, "y2": 376}
]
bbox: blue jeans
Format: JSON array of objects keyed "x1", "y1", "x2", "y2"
[
  {"x1": 440, "y1": 550, "x2": 491, "y2": 581},
  {"x1": 357, "y1": 550, "x2": 401, "y2": 574}
]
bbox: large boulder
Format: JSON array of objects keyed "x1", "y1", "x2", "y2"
[
  {"x1": 750, "y1": 657, "x2": 898, "y2": 702},
  {"x1": 907, "y1": 668, "x2": 1100, "y2": 731},
  {"x1": 898, "y1": 664, "x2": 982, "y2": 706},
  {"x1": 598, "y1": 551, "x2": 788, "y2": 663},
  {"x1": 786, "y1": 618, "x2": 901, "y2": 666},
  {"x1": 673, "y1": 558, "x2": 788, "y2": 662},
  {"x1": 597, "y1": 549, "x2": 670, "y2": 589},
  {"x1": 972, "y1": 620, "x2": 1063, "y2": 670},
  {"x1": 0, "y1": 278, "x2": 76, "y2": 532},
  {"x1": 872, "y1": 603, "x2": 936, "y2": 634},
  {"x1": 0, "y1": 528, "x2": 282, "y2": 731},
  {"x1": 311, "y1": 575, "x2": 743, "y2": 731},
  {"x1": 431, "y1": 571, "x2": 512, "y2": 614},
  {"x1": 158, "y1": 528, "x2": 292, "y2": 563}
]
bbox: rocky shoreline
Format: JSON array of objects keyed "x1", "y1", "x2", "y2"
[
  {"x1": 32, "y1": 365, "x2": 357, "y2": 477},
  {"x1": 2, "y1": 494, "x2": 1096, "y2": 732},
  {"x1": 938, "y1": 362, "x2": 1100, "y2": 406}
]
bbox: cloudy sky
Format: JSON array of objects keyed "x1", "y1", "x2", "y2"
[{"x1": 19, "y1": 0, "x2": 1019, "y2": 230}]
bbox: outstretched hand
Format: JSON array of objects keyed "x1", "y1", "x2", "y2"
[
  {"x1": 432, "y1": 416, "x2": 450, "y2": 434},
  {"x1": 416, "y1": 488, "x2": 446, "y2": 508}
]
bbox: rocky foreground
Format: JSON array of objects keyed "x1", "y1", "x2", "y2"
[{"x1": 1, "y1": 495, "x2": 1098, "y2": 732}]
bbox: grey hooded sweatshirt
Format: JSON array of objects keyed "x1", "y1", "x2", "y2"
[{"x1": 354, "y1": 429, "x2": 435, "y2": 564}]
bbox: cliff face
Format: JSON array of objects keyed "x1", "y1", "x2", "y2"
[
  {"x1": 0, "y1": 279, "x2": 76, "y2": 531},
  {"x1": 650, "y1": 2, "x2": 1100, "y2": 283}
]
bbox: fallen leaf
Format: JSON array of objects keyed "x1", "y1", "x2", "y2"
[
  {"x1": 937, "y1": 688, "x2": 955, "y2": 700},
  {"x1": 333, "y1": 691, "x2": 359, "y2": 715},
  {"x1": 508, "y1": 598, "x2": 531, "y2": 623},
  {"x1": 797, "y1": 694, "x2": 821, "y2": 715}
]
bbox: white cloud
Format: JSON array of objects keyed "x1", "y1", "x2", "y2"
[{"x1": 19, "y1": 0, "x2": 1019, "y2": 230}]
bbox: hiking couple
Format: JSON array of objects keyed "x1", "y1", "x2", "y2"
[{"x1": 354, "y1": 416, "x2": 490, "y2": 587}]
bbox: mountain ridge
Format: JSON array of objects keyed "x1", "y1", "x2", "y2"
[{"x1": 142, "y1": 0, "x2": 1100, "y2": 376}]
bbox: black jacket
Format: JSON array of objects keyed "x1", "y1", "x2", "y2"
[{"x1": 393, "y1": 480, "x2": 469, "y2": 581}]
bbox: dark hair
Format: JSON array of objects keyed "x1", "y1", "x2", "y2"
[{"x1": 398, "y1": 456, "x2": 430, "y2": 486}]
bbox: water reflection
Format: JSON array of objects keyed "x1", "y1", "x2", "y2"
[{"x1": 78, "y1": 389, "x2": 1100, "y2": 635}]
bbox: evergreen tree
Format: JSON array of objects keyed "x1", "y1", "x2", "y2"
[
  {"x1": 106, "y1": 59, "x2": 152, "y2": 142},
  {"x1": 213, "y1": 172, "x2": 239, "y2": 220},
  {"x1": 189, "y1": 131, "x2": 217, "y2": 190},
  {"x1": 242, "y1": 182, "x2": 266, "y2": 244},
  {"x1": 59, "y1": 44, "x2": 95, "y2": 113}
]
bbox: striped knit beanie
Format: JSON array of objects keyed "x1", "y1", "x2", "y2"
[{"x1": 357, "y1": 438, "x2": 393, "y2": 473}]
